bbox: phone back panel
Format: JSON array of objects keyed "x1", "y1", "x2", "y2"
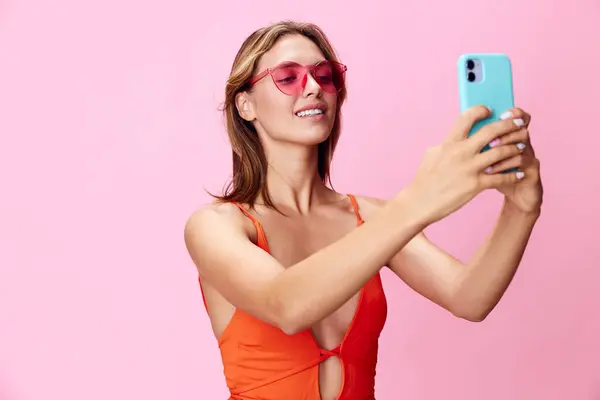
[{"x1": 457, "y1": 53, "x2": 515, "y2": 148}]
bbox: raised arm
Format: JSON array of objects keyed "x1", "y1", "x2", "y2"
[
  {"x1": 361, "y1": 108, "x2": 541, "y2": 322},
  {"x1": 184, "y1": 105, "x2": 525, "y2": 334},
  {"x1": 185, "y1": 190, "x2": 425, "y2": 335}
]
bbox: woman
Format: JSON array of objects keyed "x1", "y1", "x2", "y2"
[{"x1": 184, "y1": 20, "x2": 542, "y2": 400}]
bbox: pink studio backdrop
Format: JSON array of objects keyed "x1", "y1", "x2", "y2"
[{"x1": 1, "y1": 0, "x2": 599, "y2": 399}]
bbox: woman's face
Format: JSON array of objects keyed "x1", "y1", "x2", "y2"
[{"x1": 237, "y1": 34, "x2": 339, "y2": 147}]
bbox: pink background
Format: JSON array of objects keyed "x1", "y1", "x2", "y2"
[{"x1": 1, "y1": 0, "x2": 599, "y2": 399}]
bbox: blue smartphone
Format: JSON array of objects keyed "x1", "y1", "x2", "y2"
[{"x1": 458, "y1": 53, "x2": 517, "y2": 172}]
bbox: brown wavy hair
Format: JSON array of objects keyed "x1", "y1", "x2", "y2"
[{"x1": 210, "y1": 20, "x2": 348, "y2": 210}]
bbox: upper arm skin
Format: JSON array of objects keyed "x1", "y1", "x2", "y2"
[
  {"x1": 184, "y1": 204, "x2": 288, "y2": 329},
  {"x1": 356, "y1": 195, "x2": 466, "y2": 315},
  {"x1": 184, "y1": 195, "x2": 428, "y2": 334}
]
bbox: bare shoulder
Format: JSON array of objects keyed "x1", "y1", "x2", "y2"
[
  {"x1": 183, "y1": 201, "x2": 289, "y2": 329},
  {"x1": 183, "y1": 201, "x2": 253, "y2": 266},
  {"x1": 184, "y1": 201, "x2": 245, "y2": 233}
]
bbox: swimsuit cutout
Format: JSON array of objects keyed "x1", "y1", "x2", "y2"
[{"x1": 198, "y1": 194, "x2": 388, "y2": 399}]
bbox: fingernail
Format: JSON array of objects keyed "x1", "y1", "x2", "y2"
[
  {"x1": 489, "y1": 138, "x2": 501, "y2": 148},
  {"x1": 500, "y1": 111, "x2": 513, "y2": 120},
  {"x1": 514, "y1": 118, "x2": 525, "y2": 127},
  {"x1": 485, "y1": 106, "x2": 493, "y2": 113},
  {"x1": 516, "y1": 171, "x2": 525, "y2": 180},
  {"x1": 516, "y1": 142, "x2": 526, "y2": 151},
  {"x1": 485, "y1": 166, "x2": 493, "y2": 174}
]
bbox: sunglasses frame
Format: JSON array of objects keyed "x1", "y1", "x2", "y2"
[{"x1": 248, "y1": 60, "x2": 347, "y2": 95}]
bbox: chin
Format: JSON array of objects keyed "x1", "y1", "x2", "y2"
[
  {"x1": 295, "y1": 127, "x2": 332, "y2": 146},
  {"x1": 291, "y1": 116, "x2": 334, "y2": 144}
]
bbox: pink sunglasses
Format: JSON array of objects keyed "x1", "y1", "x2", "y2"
[{"x1": 248, "y1": 60, "x2": 347, "y2": 95}]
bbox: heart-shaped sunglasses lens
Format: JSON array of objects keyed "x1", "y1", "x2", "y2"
[{"x1": 271, "y1": 61, "x2": 346, "y2": 95}]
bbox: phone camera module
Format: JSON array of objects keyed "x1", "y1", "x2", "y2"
[
  {"x1": 466, "y1": 59, "x2": 475, "y2": 70},
  {"x1": 467, "y1": 72, "x2": 476, "y2": 82}
]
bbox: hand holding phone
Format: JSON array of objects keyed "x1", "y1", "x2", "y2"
[
  {"x1": 405, "y1": 53, "x2": 533, "y2": 224},
  {"x1": 457, "y1": 53, "x2": 522, "y2": 173}
]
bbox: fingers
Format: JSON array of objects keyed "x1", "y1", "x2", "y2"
[
  {"x1": 469, "y1": 116, "x2": 526, "y2": 152},
  {"x1": 488, "y1": 108, "x2": 536, "y2": 157},
  {"x1": 506, "y1": 108, "x2": 531, "y2": 127},
  {"x1": 506, "y1": 108, "x2": 535, "y2": 155},
  {"x1": 479, "y1": 169, "x2": 526, "y2": 188},
  {"x1": 448, "y1": 105, "x2": 492, "y2": 142},
  {"x1": 483, "y1": 153, "x2": 527, "y2": 175},
  {"x1": 474, "y1": 142, "x2": 526, "y2": 170},
  {"x1": 488, "y1": 127, "x2": 529, "y2": 149}
]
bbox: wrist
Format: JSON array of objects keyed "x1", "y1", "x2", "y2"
[
  {"x1": 502, "y1": 198, "x2": 541, "y2": 220},
  {"x1": 391, "y1": 184, "x2": 433, "y2": 231}
]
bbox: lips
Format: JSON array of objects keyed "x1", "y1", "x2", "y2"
[{"x1": 294, "y1": 103, "x2": 328, "y2": 114}]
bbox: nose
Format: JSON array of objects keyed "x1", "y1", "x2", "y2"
[{"x1": 302, "y1": 72, "x2": 322, "y2": 98}]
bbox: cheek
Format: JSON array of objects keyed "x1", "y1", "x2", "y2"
[
  {"x1": 256, "y1": 91, "x2": 294, "y2": 122},
  {"x1": 252, "y1": 93, "x2": 298, "y2": 138},
  {"x1": 324, "y1": 94, "x2": 337, "y2": 115}
]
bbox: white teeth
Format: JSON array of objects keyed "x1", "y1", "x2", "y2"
[{"x1": 296, "y1": 108, "x2": 324, "y2": 117}]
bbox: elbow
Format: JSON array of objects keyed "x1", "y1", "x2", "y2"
[
  {"x1": 457, "y1": 310, "x2": 489, "y2": 323},
  {"x1": 448, "y1": 286, "x2": 496, "y2": 322},
  {"x1": 267, "y1": 292, "x2": 305, "y2": 336},
  {"x1": 279, "y1": 318, "x2": 304, "y2": 336},
  {"x1": 449, "y1": 302, "x2": 492, "y2": 323}
]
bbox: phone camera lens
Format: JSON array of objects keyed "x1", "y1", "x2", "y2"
[
  {"x1": 467, "y1": 72, "x2": 476, "y2": 82},
  {"x1": 466, "y1": 59, "x2": 475, "y2": 70}
]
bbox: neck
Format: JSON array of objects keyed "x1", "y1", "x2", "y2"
[{"x1": 260, "y1": 142, "x2": 333, "y2": 214}]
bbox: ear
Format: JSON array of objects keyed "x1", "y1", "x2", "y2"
[{"x1": 235, "y1": 92, "x2": 256, "y2": 122}]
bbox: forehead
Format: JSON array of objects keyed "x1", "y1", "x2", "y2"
[{"x1": 257, "y1": 34, "x2": 326, "y2": 69}]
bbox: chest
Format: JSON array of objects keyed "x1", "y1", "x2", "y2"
[{"x1": 255, "y1": 211, "x2": 365, "y2": 349}]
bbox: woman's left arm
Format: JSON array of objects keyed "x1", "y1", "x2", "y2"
[
  {"x1": 384, "y1": 202, "x2": 539, "y2": 322},
  {"x1": 362, "y1": 107, "x2": 542, "y2": 321}
]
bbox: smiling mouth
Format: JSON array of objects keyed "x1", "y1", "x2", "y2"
[{"x1": 295, "y1": 108, "x2": 325, "y2": 117}]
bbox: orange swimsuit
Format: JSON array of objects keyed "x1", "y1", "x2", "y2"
[{"x1": 198, "y1": 194, "x2": 388, "y2": 399}]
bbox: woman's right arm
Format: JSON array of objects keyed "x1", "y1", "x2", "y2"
[
  {"x1": 184, "y1": 105, "x2": 526, "y2": 335},
  {"x1": 185, "y1": 187, "x2": 426, "y2": 335}
]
